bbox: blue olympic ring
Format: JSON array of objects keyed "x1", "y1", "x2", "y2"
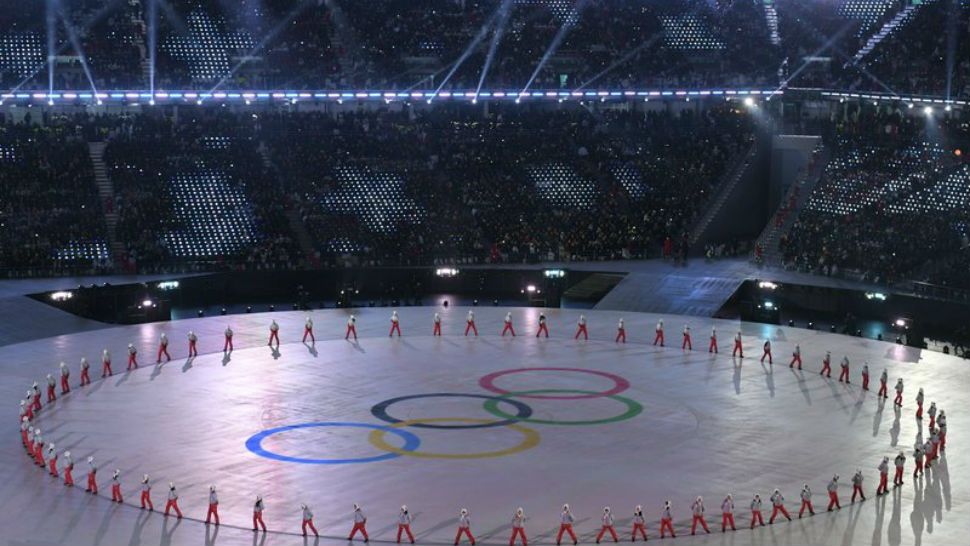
[{"x1": 246, "y1": 422, "x2": 421, "y2": 464}]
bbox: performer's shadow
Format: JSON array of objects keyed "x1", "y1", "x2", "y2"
[
  {"x1": 304, "y1": 343, "x2": 318, "y2": 357},
  {"x1": 221, "y1": 353, "x2": 231, "y2": 366},
  {"x1": 181, "y1": 357, "x2": 195, "y2": 373}
]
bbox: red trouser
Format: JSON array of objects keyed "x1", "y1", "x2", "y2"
[
  {"x1": 929, "y1": 416, "x2": 935, "y2": 429},
  {"x1": 350, "y1": 522, "x2": 369, "y2": 540},
  {"x1": 49, "y1": 458, "x2": 58, "y2": 477},
  {"x1": 827, "y1": 491, "x2": 840, "y2": 510},
  {"x1": 466, "y1": 322, "x2": 478, "y2": 336},
  {"x1": 750, "y1": 511, "x2": 763, "y2": 528},
  {"x1": 709, "y1": 337, "x2": 717, "y2": 353},
  {"x1": 821, "y1": 362, "x2": 831, "y2": 376},
  {"x1": 35, "y1": 445, "x2": 44, "y2": 466},
  {"x1": 799, "y1": 500, "x2": 814, "y2": 516},
  {"x1": 653, "y1": 331, "x2": 664, "y2": 346},
  {"x1": 112, "y1": 484, "x2": 123, "y2": 502},
  {"x1": 141, "y1": 491, "x2": 153, "y2": 509},
  {"x1": 733, "y1": 342, "x2": 743, "y2": 357},
  {"x1": 660, "y1": 518, "x2": 675, "y2": 537},
  {"x1": 224, "y1": 336, "x2": 233, "y2": 351},
  {"x1": 165, "y1": 499, "x2": 182, "y2": 517},
  {"x1": 894, "y1": 392, "x2": 903, "y2": 405},
  {"x1": 761, "y1": 349, "x2": 772, "y2": 364},
  {"x1": 206, "y1": 504, "x2": 219, "y2": 524},
  {"x1": 188, "y1": 341, "x2": 197, "y2": 356},
  {"x1": 790, "y1": 355, "x2": 801, "y2": 368},
  {"x1": 509, "y1": 527, "x2": 527, "y2": 546},
  {"x1": 877, "y1": 473, "x2": 888, "y2": 494},
  {"x1": 269, "y1": 331, "x2": 280, "y2": 345},
  {"x1": 557, "y1": 524, "x2": 577, "y2": 543},
  {"x1": 690, "y1": 516, "x2": 708, "y2": 534},
  {"x1": 47, "y1": 385, "x2": 56, "y2": 402},
  {"x1": 389, "y1": 323, "x2": 401, "y2": 337},
  {"x1": 914, "y1": 459, "x2": 923, "y2": 476},
  {"x1": 32, "y1": 395, "x2": 41, "y2": 412},
  {"x1": 852, "y1": 485, "x2": 864, "y2": 502},
  {"x1": 157, "y1": 345, "x2": 170, "y2": 363},
  {"x1": 21, "y1": 430, "x2": 27, "y2": 447},
  {"x1": 253, "y1": 512, "x2": 266, "y2": 531},
  {"x1": 616, "y1": 329, "x2": 625, "y2": 343},
  {"x1": 304, "y1": 519, "x2": 319, "y2": 536},
  {"x1": 345, "y1": 326, "x2": 357, "y2": 340},
  {"x1": 916, "y1": 403, "x2": 923, "y2": 419},
  {"x1": 80, "y1": 369, "x2": 90, "y2": 385},
  {"x1": 682, "y1": 335, "x2": 692, "y2": 350},
  {"x1": 878, "y1": 382, "x2": 887, "y2": 398},
  {"x1": 632, "y1": 523, "x2": 648, "y2": 540},
  {"x1": 128, "y1": 354, "x2": 138, "y2": 370},
  {"x1": 838, "y1": 367, "x2": 849, "y2": 382},
  {"x1": 303, "y1": 328, "x2": 315, "y2": 343},
  {"x1": 102, "y1": 361, "x2": 112, "y2": 377},
  {"x1": 502, "y1": 323, "x2": 516, "y2": 336},
  {"x1": 61, "y1": 376, "x2": 70, "y2": 394},
  {"x1": 575, "y1": 325, "x2": 588, "y2": 340},
  {"x1": 597, "y1": 525, "x2": 618, "y2": 542},
  {"x1": 398, "y1": 524, "x2": 415, "y2": 543},
  {"x1": 536, "y1": 324, "x2": 549, "y2": 338},
  {"x1": 894, "y1": 467, "x2": 904, "y2": 485},
  {"x1": 64, "y1": 467, "x2": 73, "y2": 486},
  {"x1": 455, "y1": 527, "x2": 475, "y2": 545},
  {"x1": 87, "y1": 473, "x2": 97, "y2": 493},
  {"x1": 721, "y1": 513, "x2": 735, "y2": 530},
  {"x1": 862, "y1": 374, "x2": 869, "y2": 390},
  {"x1": 433, "y1": 323, "x2": 442, "y2": 336},
  {"x1": 769, "y1": 505, "x2": 790, "y2": 522}
]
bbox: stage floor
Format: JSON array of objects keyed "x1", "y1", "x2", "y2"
[{"x1": 1, "y1": 308, "x2": 965, "y2": 546}]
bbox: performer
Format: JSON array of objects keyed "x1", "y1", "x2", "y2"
[
  {"x1": 820, "y1": 351, "x2": 832, "y2": 377},
  {"x1": 206, "y1": 485, "x2": 220, "y2": 525},
  {"x1": 916, "y1": 388, "x2": 925, "y2": 420},
  {"x1": 301, "y1": 504, "x2": 319, "y2": 537},
  {"x1": 389, "y1": 311, "x2": 401, "y2": 337},
  {"x1": 893, "y1": 451, "x2": 906, "y2": 486},
  {"x1": 187, "y1": 331, "x2": 198, "y2": 357},
  {"x1": 708, "y1": 326, "x2": 718, "y2": 353},
  {"x1": 682, "y1": 325, "x2": 692, "y2": 351},
  {"x1": 653, "y1": 320, "x2": 665, "y2": 347},
  {"x1": 894, "y1": 378, "x2": 904, "y2": 406},
  {"x1": 733, "y1": 331, "x2": 743, "y2": 357},
  {"x1": 111, "y1": 469, "x2": 123, "y2": 503},
  {"x1": 164, "y1": 483, "x2": 183, "y2": 518},
  {"x1": 768, "y1": 489, "x2": 791, "y2": 523},
  {"x1": 913, "y1": 443, "x2": 925, "y2": 478},
  {"x1": 826, "y1": 475, "x2": 841, "y2": 511},
  {"x1": 938, "y1": 410, "x2": 947, "y2": 451},
  {"x1": 86, "y1": 456, "x2": 98, "y2": 494},
  {"x1": 398, "y1": 505, "x2": 415, "y2": 544},
  {"x1": 749, "y1": 495, "x2": 764, "y2": 528},
  {"x1": 575, "y1": 315, "x2": 589, "y2": 341},
  {"x1": 632, "y1": 505, "x2": 648, "y2": 541},
  {"x1": 789, "y1": 345, "x2": 801, "y2": 369},
  {"x1": 156, "y1": 333, "x2": 170, "y2": 363},
  {"x1": 690, "y1": 497, "x2": 709, "y2": 535},
  {"x1": 31, "y1": 382, "x2": 41, "y2": 412},
  {"x1": 615, "y1": 318, "x2": 626, "y2": 343},
  {"x1": 19, "y1": 417, "x2": 28, "y2": 448},
  {"x1": 25, "y1": 425, "x2": 34, "y2": 457},
  {"x1": 45, "y1": 374, "x2": 56, "y2": 403},
  {"x1": 557, "y1": 504, "x2": 577, "y2": 546},
  {"x1": 928, "y1": 402, "x2": 937, "y2": 430},
  {"x1": 33, "y1": 430, "x2": 44, "y2": 467},
  {"x1": 660, "y1": 501, "x2": 675, "y2": 538},
  {"x1": 929, "y1": 428, "x2": 941, "y2": 462},
  {"x1": 303, "y1": 316, "x2": 315, "y2": 343},
  {"x1": 597, "y1": 506, "x2": 618, "y2": 543},
  {"x1": 838, "y1": 356, "x2": 850, "y2": 383},
  {"x1": 455, "y1": 508, "x2": 475, "y2": 546},
  {"x1": 536, "y1": 314, "x2": 549, "y2": 338},
  {"x1": 224, "y1": 325, "x2": 234, "y2": 352},
  {"x1": 253, "y1": 496, "x2": 267, "y2": 532},
  {"x1": 80, "y1": 357, "x2": 90, "y2": 386},
  {"x1": 760, "y1": 339, "x2": 772, "y2": 364},
  {"x1": 721, "y1": 495, "x2": 736, "y2": 532},
  {"x1": 510, "y1": 507, "x2": 527, "y2": 546},
  {"x1": 433, "y1": 313, "x2": 442, "y2": 336},
  {"x1": 269, "y1": 320, "x2": 281, "y2": 347},
  {"x1": 876, "y1": 457, "x2": 889, "y2": 495},
  {"x1": 349, "y1": 503, "x2": 369, "y2": 542},
  {"x1": 851, "y1": 470, "x2": 865, "y2": 502},
  {"x1": 466, "y1": 311, "x2": 478, "y2": 336},
  {"x1": 878, "y1": 369, "x2": 889, "y2": 399},
  {"x1": 503, "y1": 313, "x2": 516, "y2": 337},
  {"x1": 47, "y1": 444, "x2": 58, "y2": 477},
  {"x1": 59, "y1": 362, "x2": 70, "y2": 394},
  {"x1": 798, "y1": 485, "x2": 815, "y2": 517},
  {"x1": 63, "y1": 450, "x2": 74, "y2": 487},
  {"x1": 127, "y1": 343, "x2": 138, "y2": 370},
  {"x1": 861, "y1": 364, "x2": 870, "y2": 390},
  {"x1": 346, "y1": 315, "x2": 358, "y2": 341},
  {"x1": 141, "y1": 474, "x2": 154, "y2": 510},
  {"x1": 923, "y1": 438, "x2": 934, "y2": 469},
  {"x1": 21, "y1": 398, "x2": 32, "y2": 422}
]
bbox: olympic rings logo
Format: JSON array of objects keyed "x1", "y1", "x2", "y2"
[{"x1": 245, "y1": 368, "x2": 643, "y2": 463}]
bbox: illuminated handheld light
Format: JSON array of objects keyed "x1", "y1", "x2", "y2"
[{"x1": 50, "y1": 291, "x2": 73, "y2": 302}]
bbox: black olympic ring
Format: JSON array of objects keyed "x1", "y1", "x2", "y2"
[{"x1": 371, "y1": 393, "x2": 534, "y2": 430}]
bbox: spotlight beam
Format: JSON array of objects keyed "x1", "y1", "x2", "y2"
[
  {"x1": 429, "y1": 5, "x2": 506, "y2": 102},
  {"x1": 475, "y1": 0, "x2": 514, "y2": 102},
  {"x1": 149, "y1": 0, "x2": 157, "y2": 96},
  {"x1": 519, "y1": 0, "x2": 590, "y2": 100},
  {"x1": 47, "y1": 0, "x2": 57, "y2": 95},
  {"x1": 54, "y1": 1, "x2": 101, "y2": 97},
  {"x1": 571, "y1": 31, "x2": 664, "y2": 93}
]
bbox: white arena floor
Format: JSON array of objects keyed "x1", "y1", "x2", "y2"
[{"x1": 1, "y1": 307, "x2": 965, "y2": 546}]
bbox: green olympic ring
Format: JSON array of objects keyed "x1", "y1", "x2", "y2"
[{"x1": 481, "y1": 389, "x2": 643, "y2": 426}]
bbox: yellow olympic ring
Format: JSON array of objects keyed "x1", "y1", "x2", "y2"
[{"x1": 368, "y1": 418, "x2": 541, "y2": 459}]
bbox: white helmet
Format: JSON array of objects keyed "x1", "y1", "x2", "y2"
[
  {"x1": 563, "y1": 504, "x2": 569, "y2": 511},
  {"x1": 516, "y1": 507, "x2": 524, "y2": 516},
  {"x1": 64, "y1": 450, "x2": 71, "y2": 458},
  {"x1": 402, "y1": 505, "x2": 408, "y2": 512},
  {"x1": 87, "y1": 456, "x2": 94, "y2": 463},
  {"x1": 169, "y1": 482, "x2": 175, "y2": 489},
  {"x1": 603, "y1": 506, "x2": 610, "y2": 513},
  {"x1": 460, "y1": 508, "x2": 468, "y2": 515},
  {"x1": 143, "y1": 474, "x2": 150, "y2": 482},
  {"x1": 354, "y1": 503, "x2": 360, "y2": 510},
  {"x1": 46, "y1": 373, "x2": 52, "y2": 380},
  {"x1": 635, "y1": 505, "x2": 642, "y2": 512},
  {"x1": 210, "y1": 485, "x2": 216, "y2": 491},
  {"x1": 60, "y1": 362, "x2": 66, "y2": 368}
]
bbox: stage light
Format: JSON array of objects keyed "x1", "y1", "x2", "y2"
[
  {"x1": 246, "y1": 306, "x2": 252, "y2": 313},
  {"x1": 865, "y1": 292, "x2": 887, "y2": 301},
  {"x1": 435, "y1": 267, "x2": 459, "y2": 277},
  {"x1": 221, "y1": 308, "x2": 227, "y2": 315},
  {"x1": 268, "y1": 305, "x2": 275, "y2": 312},
  {"x1": 908, "y1": 103, "x2": 914, "y2": 109},
  {"x1": 544, "y1": 269, "x2": 566, "y2": 278},
  {"x1": 141, "y1": 299, "x2": 153, "y2": 307},
  {"x1": 945, "y1": 105, "x2": 952, "y2": 112},
  {"x1": 473, "y1": 299, "x2": 479, "y2": 306},
  {"x1": 924, "y1": 106, "x2": 933, "y2": 115},
  {"x1": 956, "y1": 149, "x2": 963, "y2": 157},
  {"x1": 764, "y1": 301, "x2": 774, "y2": 309},
  {"x1": 788, "y1": 320, "x2": 795, "y2": 327},
  {"x1": 758, "y1": 281, "x2": 779, "y2": 290},
  {"x1": 157, "y1": 281, "x2": 179, "y2": 290},
  {"x1": 197, "y1": 310, "x2": 204, "y2": 317},
  {"x1": 526, "y1": 285, "x2": 537, "y2": 293},
  {"x1": 743, "y1": 97, "x2": 754, "y2": 107},
  {"x1": 50, "y1": 291, "x2": 73, "y2": 301}
]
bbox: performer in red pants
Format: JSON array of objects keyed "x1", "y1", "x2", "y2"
[
  {"x1": 851, "y1": 470, "x2": 866, "y2": 502},
  {"x1": 536, "y1": 314, "x2": 549, "y2": 338},
  {"x1": 682, "y1": 325, "x2": 692, "y2": 351},
  {"x1": 861, "y1": 364, "x2": 870, "y2": 390},
  {"x1": 876, "y1": 458, "x2": 890, "y2": 495},
  {"x1": 653, "y1": 320, "x2": 664, "y2": 347},
  {"x1": 346, "y1": 316, "x2": 357, "y2": 340},
  {"x1": 45, "y1": 374, "x2": 56, "y2": 402},
  {"x1": 156, "y1": 334, "x2": 170, "y2": 364},
  {"x1": 86, "y1": 456, "x2": 98, "y2": 494},
  {"x1": 31, "y1": 382, "x2": 41, "y2": 412},
  {"x1": 733, "y1": 332, "x2": 743, "y2": 357},
  {"x1": 659, "y1": 501, "x2": 675, "y2": 538},
  {"x1": 59, "y1": 362, "x2": 70, "y2": 394},
  {"x1": 893, "y1": 452, "x2": 906, "y2": 486},
  {"x1": 916, "y1": 388, "x2": 924, "y2": 420},
  {"x1": 826, "y1": 475, "x2": 841, "y2": 510},
  {"x1": 465, "y1": 311, "x2": 478, "y2": 336},
  {"x1": 47, "y1": 444, "x2": 58, "y2": 477},
  {"x1": 913, "y1": 445, "x2": 924, "y2": 477},
  {"x1": 63, "y1": 451, "x2": 74, "y2": 486},
  {"x1": 398, "y1": 505, "x2": 415, "y2": 544},
  {"x1": 878, "y1": 369, "x2": 889, "y2": 398},
  {"x1": 768, "y1": 490, "x2": 791, "y2": 523},
  {"x1": 206, "y1": 486, "x2": 220, "y2": 525},
  {"x1": 127, "y1": 343, "x2": 138, "y2": 370},
  {"x1": 303, "y1": 317, "x2": 315, "y2": 344},
  {"x1": 760, "y1": 340, "x2": 772, "y2": 364},
  {"x1": 597, "y1": 507, "x2": 618, "y2": 542},
  {"x1": 557, "y1": 505, "x2": 577, "y2": 545},
  {"x1": 575, "y1": 315, "x2": 588, "y2": 341},
  {"x1": 690, "y1": 497, "x2": 710, "y2": 535},
  {"x1": 789, "y1": 345, "x2": 802, "y2": 369},
  {"x1": 111, "y1": 470, "x2": 123, "y2": 503},
  {"x1": 20, "y1": 417, "x2": 29, "y2": 448},
  {"x1": 455, "y1": 509, "x2": 475, "y2": 545},
  {"x1": 433, "y1": 313, "x2": 442, "y2": 336},
  {"x1": 928, "y1": 402, "x2": 937, "y2": 429},
  {"x1": 141, "y1": 475, "x2": 154, "y2": 510},
  {"x1": 798, "y1": 485, "x2": 815, "y2": 517},
  {"x1": 509, "y1": 508, "x2": 527, "y2": 546},
  {"x1": 838, "y1": 356, "x2": 850, "y2": 383},
  {"x1": 224, "y1": 325, "x2": 234, "y2": 352},
  {"x1": 502, "y1": 313, "x2": 516, "y2": 337},
  {"x1": 820, "y1": 351, "x2": 832, "y2": 377},
  {"x1": 721, "y1": 495, "x2": 736, "y2": 531},
  {"x1": 187, "y1": 331, "x2": 198, "y2": 357},
  {"x1": 708, "y1": 327, "x2": 718, "y2": 353},
  {"x1": 80, "y1": 357, "x2": 90, "y2": 386},
  {"x1": 389, "y1": 311, "x2": 401, "y2": 337},
  {"x1": 302, "y1": 504, "x2": 319, "y2": 536},
  {"x1": 349, "y1": 504, "x2": 369, "y2": 541},
  {"x1": 165, "y1": 483, "x2": 183, "y2": 518},
  {"x1": 269, "y1": 320, "x2": 281, "y2": 347},
  {"x1": 615, "y1": 319, "x2": 625, "y2": 343},
  {"x1": 632, "y1": 505, "x2": 648, "y2": 540},
  {"x1": 894, "y1": 378, "x2": 904, "y2": 406},
  {"x1": 253, "y1": 496, "x2": 267, "y2": 532}
]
